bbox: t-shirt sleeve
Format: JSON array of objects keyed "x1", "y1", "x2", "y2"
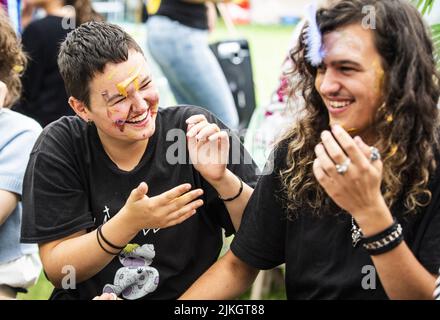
[
  {"x1": 230, "y1": 148, "x2": 287, "y2": 270},
  {"x1": 0, "y1": 127, "x2": 41, "y2": 196},
  {"x1": 21, "y1": 125, "x2": 95, "y2": 243},
  {"x1": 414, "y1": 178, "x2": 440, "y2": 274}
]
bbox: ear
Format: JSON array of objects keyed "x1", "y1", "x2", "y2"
[{"x1": 68, "y1": 96, "x2": 90, "y2": 122}]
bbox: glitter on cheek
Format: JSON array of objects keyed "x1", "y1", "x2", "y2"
[
  {"x1": 372, "y1": 59, "x2": 385, "y2": 95},
  {"x1": 315, "y1": 73, "x2": 323, "y2": 91},
  {"x1": 107, "y1": 104, "x2": 131, "y2": 132}
]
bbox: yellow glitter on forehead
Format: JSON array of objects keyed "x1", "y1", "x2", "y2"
[
  {"x1": 116, "y1": 67, "x2": 141, "y2": 97},
  {"x1": 107, "y1": 68, "x2": 118, "y2": 80}
]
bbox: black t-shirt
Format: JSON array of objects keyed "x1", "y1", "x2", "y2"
[
  {"x1": 155, "y1": 0, "x2": 208, "y2": 30},
  {"x1": 21, "y1": 106, "x2": 258, "y2": 300},
  {"x1": 231, "y1": 139, "x2": 440, "y2": 299},
  {"x1": 13, "y1": 16, "x2": 74, "y2": 127}
]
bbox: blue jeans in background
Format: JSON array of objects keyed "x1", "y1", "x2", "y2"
[{"x1": 147, "y1": 15, "x2": 239, "y2": 129}]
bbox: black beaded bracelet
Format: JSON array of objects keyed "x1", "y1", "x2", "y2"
[
  {"x1": 361, "y1": 218, "x2": 404, "y2": 256},
  {"x1": 218, "y1": 175, "x2": 243, "y2": 202},
  {"x1": 98, "y1": 224, "x2": 125, "y2": 250}
]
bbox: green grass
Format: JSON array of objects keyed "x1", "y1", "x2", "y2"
[
  {"x1": 18, "y1": 21, "x2": 293, "y2": 300},
  {"x1": 17, "y1": 271, "x2": 53, "y2": 300}
]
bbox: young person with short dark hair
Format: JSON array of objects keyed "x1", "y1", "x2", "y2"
[{"x1": 21, "y1": 21, "x2": 257, "y2": 300}]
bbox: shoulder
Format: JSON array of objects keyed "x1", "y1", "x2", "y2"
[
  {"x1": 22, "y1": 16, "x2": 65, "y2": 43},
  {"x1": 25, "y1": 16, "x2": 63, "y2": 30},
  {"x1": 158, "y1": 105, "x2": 226, "y2": 128},
  {"x1": 270, "y1": 136, "x2": 292, "y2": 172},
  {"x1": 0, "y1": 109, "x2": 42, "y2": 139},
  {"x1": 22, "y1": 17, "x2": 49, "y2": 36},
  {"x1": 32, "y1": 116, "x2": 86, "y2": 153}
]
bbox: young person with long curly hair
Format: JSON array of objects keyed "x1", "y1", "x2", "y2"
[{"x1": 182, "y1": 0, "x2": 440, "y2": 299}]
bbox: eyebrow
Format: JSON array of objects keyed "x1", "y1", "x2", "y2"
[
  {"x1": 330, "y1": 60, "x2": 363, "y2": 68},
  {"x1": 101, "y1": 76, "x2": 151, "y2": 105}
]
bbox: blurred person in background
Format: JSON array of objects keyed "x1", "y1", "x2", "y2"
[
  {"x1": 0, "y1": 7, "x2": 42, "y2": 299},
  {"x1": 146, "y1": 0, "x2": 239, "y2": 129},
  {"x1": 13, "y1": 0, "x2": 102, "y2": 127}
]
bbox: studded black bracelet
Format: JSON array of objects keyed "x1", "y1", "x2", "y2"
[{"x1": 361, "y1": 218, "x2": 404, "y2": 256}]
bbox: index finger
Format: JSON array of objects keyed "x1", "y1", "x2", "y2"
[
  {"x1": 331, "y1": 124, "x2": 370, "y2": 167},
  {"x1": 158, "y1": 184, "x2": 193, "y2": 204},
  {"x1": 186, "y1": 114, "x2": 207, "y2": 125}
]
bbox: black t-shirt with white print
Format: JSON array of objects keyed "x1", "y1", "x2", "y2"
[
  {"x1": 231, "y1": 139, "x2": 440, "y2": 300},
  {"x1": 21, "y1": 105, "x2": 258, "y2": 300}
]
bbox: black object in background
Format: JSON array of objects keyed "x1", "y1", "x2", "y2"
[{"x1": 210, "y1": 39, "x2": 256, "y2": 130}]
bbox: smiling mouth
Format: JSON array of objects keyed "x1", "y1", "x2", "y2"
[
  {"x1": 125, "y1": 109, "x2": 150, "y2": 124},
  {"x1": 328, "y1": 99, "x2": 355, "y2": 109}
]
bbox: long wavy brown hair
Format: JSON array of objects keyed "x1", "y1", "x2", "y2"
[
  {"x1": 0, "y1": 8, "x2": 27, "y2": 108},
  {"x1": 280, "y1": 0, "x2": 440, "y2": 218}
]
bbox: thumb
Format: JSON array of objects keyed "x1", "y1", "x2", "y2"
[{"x1": 129, "y1": 182, "x2": 148, "y2": 202}]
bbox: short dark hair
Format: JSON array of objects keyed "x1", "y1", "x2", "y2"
[{"x1": 58, "y1": 21, "x2": 143, "y2": 107}]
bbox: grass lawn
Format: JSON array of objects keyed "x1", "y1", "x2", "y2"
[{"x1": 18, "y1": 21, "x2": 293, "y2": 300}]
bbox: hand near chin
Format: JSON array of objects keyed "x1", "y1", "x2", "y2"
[
  {"x1": 312, "y1": 124, "x2": 385, "y2": 220},
  {"x1": 186, "y1": 114, "x2": 230, "y2": 184}
]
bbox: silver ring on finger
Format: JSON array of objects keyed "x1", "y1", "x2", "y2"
[
  {"x1": 335, "y1": 158, "x2": 351, "y2": 175},
  {"x1": 370, "y1": 147, "x2": 381, "y2": 162}
]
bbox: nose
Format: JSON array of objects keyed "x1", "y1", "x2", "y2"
[
  {"x1": 130, "y1": 91, "x2": 148, "y2": 112},
  {"x1": 318, "y1": 69, "x2": 341, "y2": 96}
]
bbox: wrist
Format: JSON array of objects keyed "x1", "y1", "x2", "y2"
[
  {"x1": 114, "y1": 206, "x2": 140, "y2": 239},
  {"x1": 352, "y1": 197, "x2": 394, "y2": 237},
  {"x1": 205, "y1": 169, "x2": 231, "y2": 189},
  {"x1": 210, "y1": 169, "x2": 240, "y2": 199}
]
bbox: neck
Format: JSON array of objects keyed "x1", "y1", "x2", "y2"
[{"x1": 97, "y1": 131, "x2": 149, "y2": 171}]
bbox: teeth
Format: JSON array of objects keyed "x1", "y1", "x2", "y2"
[
  {"x1": 127, "y1": 110, "x2": 148, "y2": 123},
  {"x1": 329, "y1": 101, "x2": 352, "y2": 109}
]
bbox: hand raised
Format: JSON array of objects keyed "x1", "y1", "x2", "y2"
[
  {"x1": 122, "y1": 182, "x2": 204, "y2": 231},
  {"x1": 186, "y1": 114, "x2": 229, "y2": 183}
]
